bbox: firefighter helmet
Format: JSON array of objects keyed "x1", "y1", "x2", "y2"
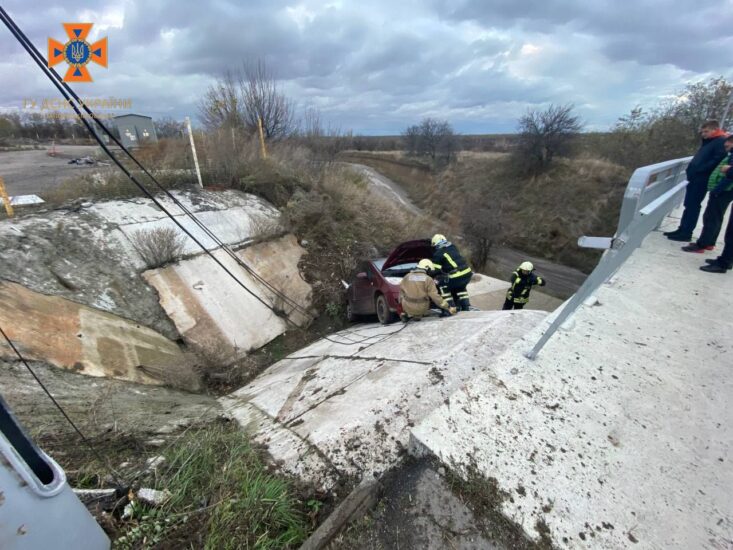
[
  {"x1": 418, "y1": 259, "x2": 433, "y2": 271},
  {"x1": 519, "y1": 261, "x2": 534, "y2": 272},
  {"x1": 431, "y1": 234, "x2": 446, "y2": 247}
]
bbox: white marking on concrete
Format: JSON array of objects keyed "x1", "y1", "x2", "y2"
[{"x1": 221, "y1": 310, "x2": 547, "y2": 490}]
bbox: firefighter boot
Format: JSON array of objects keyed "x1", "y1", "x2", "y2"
[{"x1": 457, "y1": 290, "x2": 471, "y2": 311}]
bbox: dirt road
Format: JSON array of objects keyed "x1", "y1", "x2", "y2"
[
  {"x1": 344, "y1": 162, "x2": 423, "y2": 216},
  {"x1": 0, "y1": 144, "x2": 102, "y2": 196},
  {"x1": 347, "y1": 162, "x2": 587, "y2": 298}
]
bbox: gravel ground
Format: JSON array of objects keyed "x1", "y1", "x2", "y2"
[{"x1": 0, "y1": 145, "x2": 107, "y2": 196}]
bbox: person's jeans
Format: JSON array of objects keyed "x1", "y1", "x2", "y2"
[
  {"x1": 678, "y1": 177, "x2": 708, "y2": 236},
  {"x1": 697, "y1": 188, "x2": 733, "y2": 246},
  {"x1": 720, "y1": 203, "x2": 733, "y2": 268}
]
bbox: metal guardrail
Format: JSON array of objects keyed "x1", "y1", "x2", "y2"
[{"x1": 525, "y1": 156, "x2": 693, "y2": 360}]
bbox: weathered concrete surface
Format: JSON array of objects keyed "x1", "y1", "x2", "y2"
[
  {"x1": 144, "y1": 234, "x2": 313, "y2": 361},
  {"x1": 0, "y1": 280, "x2": 198, "y2": 389},
  {"x1": 0, "y1": 359, "x2": 219, "y2": 439},
  {"x1": 87, "y1": 190, "x2": 280, "y2": 259},
  {"x1": 0, "y1": 190, "x2": 281, "y2": 340},
  {"x1": 411, "y1": 211, "x2": 733, "y2": 549},
  {"x1": 220, "y1": 310, "x2": 546, "y2": 491}
]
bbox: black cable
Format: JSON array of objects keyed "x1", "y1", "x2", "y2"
[
  {"x1": 0, "y1": 325, "x2": 127, "y2": 489},
  {"x1": 0, "y1": 6, "x2": 310, "y2": 321},
  {"x1": 0, "y1": 8, "x2": 293, "y2": 321}
]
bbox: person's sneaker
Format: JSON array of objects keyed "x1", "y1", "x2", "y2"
[
  {"x1": 663, "y1": 229, "x2": 682, "y2": 236},
  {"x1": 399, "y1": 312, "x2": 409, "y2": 323},
  {"x1": 681, "y1": 243, "x2": 715, "y2": 253},
  {"x1": 667, "y1": 233, "x2": 693, "y2": 241},
  {"x1": 705, "y1": 257, "x2": 723, "y2": 265},
  {"x1": 700, "y1": 263, "x2": 729, "y2": 273}
]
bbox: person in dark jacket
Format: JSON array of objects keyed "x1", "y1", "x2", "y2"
[
  {"x1": 665, "y1": 120, "x2": 728, "y2": 242},
  {"x1": 502, "y1": 262, "x2": 546, "y2": 310},
  {"x1": 700, "y1": 201, "x2": 733, "y2": 273},
  {"x1": 430, "y1": 234, "x2": 473, "y2": 311},
  {"x1": 682, "y1": 136, "x2": 733, "y2": 253}
]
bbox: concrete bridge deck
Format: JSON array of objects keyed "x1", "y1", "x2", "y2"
[{"x1": 411, "y1": 206, "x2": 733, "y2": 548}]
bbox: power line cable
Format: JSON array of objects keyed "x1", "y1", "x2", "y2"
[
  {"x1": 0, "y1": 325, "x2": 127, "y2": 489},
  {"x1": 0, "y1": 8, "x2": 296, "y2": 321},
  {"x1": 0, "y1": 6, "x2": 310, "y2": 321}
]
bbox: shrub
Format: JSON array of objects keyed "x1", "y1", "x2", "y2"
[{"x1": 130, "y1": 226, "x2": 186, "y2": 269}]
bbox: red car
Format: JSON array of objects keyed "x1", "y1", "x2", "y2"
[{"x1": 345, "y1": 239, "x2": 433, "y2": 324}]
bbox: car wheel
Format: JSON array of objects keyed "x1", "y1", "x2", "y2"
[
  {"x1": 375, "y1": 294, "x2": 395, "y2": 324},
  {"x1": 346, "y1": 300, "x2": 357, "y2": 322}
]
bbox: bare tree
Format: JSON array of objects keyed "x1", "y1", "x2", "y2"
[
  {"x1": 198, "y1": 60, "x2": 296, "y2": 139},
  {"x1": 402, "y1": 124, "x2": 420, "y2": 155},
  {"x1": 516, "y1": 104, "x2": 583, "y2": 174},
  {"x1": 237, "y1": 60, "x2": 296, "y2": 140},
  {"x1": 461, "y1": 197, "x2": 503, "y2": 270},
  {"x1": 402, "y1": 117, "x2": 457, "y2": 162},
  {"x1": 198, "y1": 71, "x2": 241, "y2": 131},
  {"x1": 154, "y1": 116, "x2": 186, "y2": 138}
]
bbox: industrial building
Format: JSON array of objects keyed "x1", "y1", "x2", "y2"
[{"x1": 112, "y1": 114, "x2": 158, "y2": 148}]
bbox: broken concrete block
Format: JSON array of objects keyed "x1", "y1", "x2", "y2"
[
  {"x1": 0, "y1": 280, "x2": 199, "y2": 390},
  {"x1": 144, "y1": 234, "x2": 314, "y2": 362},
  {"x1": 136, "y1": 488, "x2": 171, "y2": 507}
]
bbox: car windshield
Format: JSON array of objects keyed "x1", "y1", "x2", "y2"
[{"x1": 382, "y1": 261, "x2": 418, "y2": 277}]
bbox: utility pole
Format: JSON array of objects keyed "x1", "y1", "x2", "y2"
[
  {"x1": 0, "y1": 177, "x2": 13, "y2": 218},
  {"x1": 185, "y1": 116, "x2": 204, "y2": 189},
  {"x1": 257, "y1": 116, "x2": 268, "y2": 159}
]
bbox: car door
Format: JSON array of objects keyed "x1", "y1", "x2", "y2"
[{"x1": 351, "y1": 262, "x2": 376, "y2": 314}]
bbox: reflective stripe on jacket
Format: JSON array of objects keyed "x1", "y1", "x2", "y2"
[
  {"x1": 431, "y1": 242, "x2": 472, "y2": 279},
  {"x1": 399, "y1": 269, "x2": 449, "y2": 316},
  {"x1": 506, "y1": 270, "x2": 545, "y2": 304}
]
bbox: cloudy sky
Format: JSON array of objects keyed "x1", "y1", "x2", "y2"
[{"x1": 1, "y1": 0, "x2": 732, "y2": 134}]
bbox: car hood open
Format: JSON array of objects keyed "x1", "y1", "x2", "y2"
[{"x1": 381, "y1": 239, "x2": 432, "y2": 271}]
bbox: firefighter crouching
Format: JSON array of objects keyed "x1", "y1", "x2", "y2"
[
  {"x1": 399, "y1": 259, "x2": 457, "y2": 322},
  {"x1": 502, "y1": 261, "x2": 546, "y2": 310},
  {"x1": 430, "y1": 234, "x2": 473, "y2": 311}
]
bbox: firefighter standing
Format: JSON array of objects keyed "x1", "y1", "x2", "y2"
[
  {"x1": 430, "y1": 234, "x2": 473, "y2": 311},
  {"x1": 503, "y1": 261, "x2": 546, "y2": 310},
  {"x1": 399, "y1": 259, "x2": 457, "y2": 322}
]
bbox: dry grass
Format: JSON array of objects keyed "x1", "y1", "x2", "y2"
[
  {"x1": 130, "y1": 226, "x2": 186, "y2": 269},
  {"x1": 340, "y1": 151, "x2": 630, "y2": 273}
]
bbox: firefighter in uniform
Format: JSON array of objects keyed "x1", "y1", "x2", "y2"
[
  {"x1": 502, "y1": 261, "x2": 546, "y2": 310},
  {"x1": 430, "y1": 234, "x2": 473, "y2": 311},
  {"x1": 399, "y1": 259, "x2": 457, "y2": 322}
]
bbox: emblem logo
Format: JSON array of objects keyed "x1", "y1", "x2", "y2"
[{"x1": 48, "y1": 23, "x2": 108, "y2": 82}]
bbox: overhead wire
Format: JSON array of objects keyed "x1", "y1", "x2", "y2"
[
  {"x1": 0, "y1": 7, "x2": 309, "y2": 323},
  {"x1": 0, "y1": 325, "x2": 127, "y2": 489}
]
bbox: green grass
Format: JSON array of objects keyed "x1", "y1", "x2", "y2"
[{"x1": 115, "y1": 420, "x2": 309, "y2": 549}]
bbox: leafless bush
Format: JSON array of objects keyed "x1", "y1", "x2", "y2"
[
  {"x1": 130, "y1": 227, "x2": 186, "y2": 269},
  {"x1": 198, "y1": 59, "x2": 296, "y2": 140},
  {"x1": 515, "y1": 104, "x2": 583, "y2": 175},
  {"x1": 402, "y1": 117, "x2": 457, "y2": 164}
]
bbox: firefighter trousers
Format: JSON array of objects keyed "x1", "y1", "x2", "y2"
[{"x1": 439, "y1": 272, "x2": 472, "y2": 311}]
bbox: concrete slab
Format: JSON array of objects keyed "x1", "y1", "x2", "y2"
[
  {"x1": 0, "y1": 194, "x2": 44, "y2": 206},
  {"x1": 144, "y1": 234, "x2": 313, "y2": 361},
  {"x1": 221, "y1": 310, "x2": 547, "y2": 491},
  {"x1": 411, "y1": 212, "x2": 733, "y2": 549},
  {"x1": 0, "y1": 280, "x2": 198, "y2": 390}
]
